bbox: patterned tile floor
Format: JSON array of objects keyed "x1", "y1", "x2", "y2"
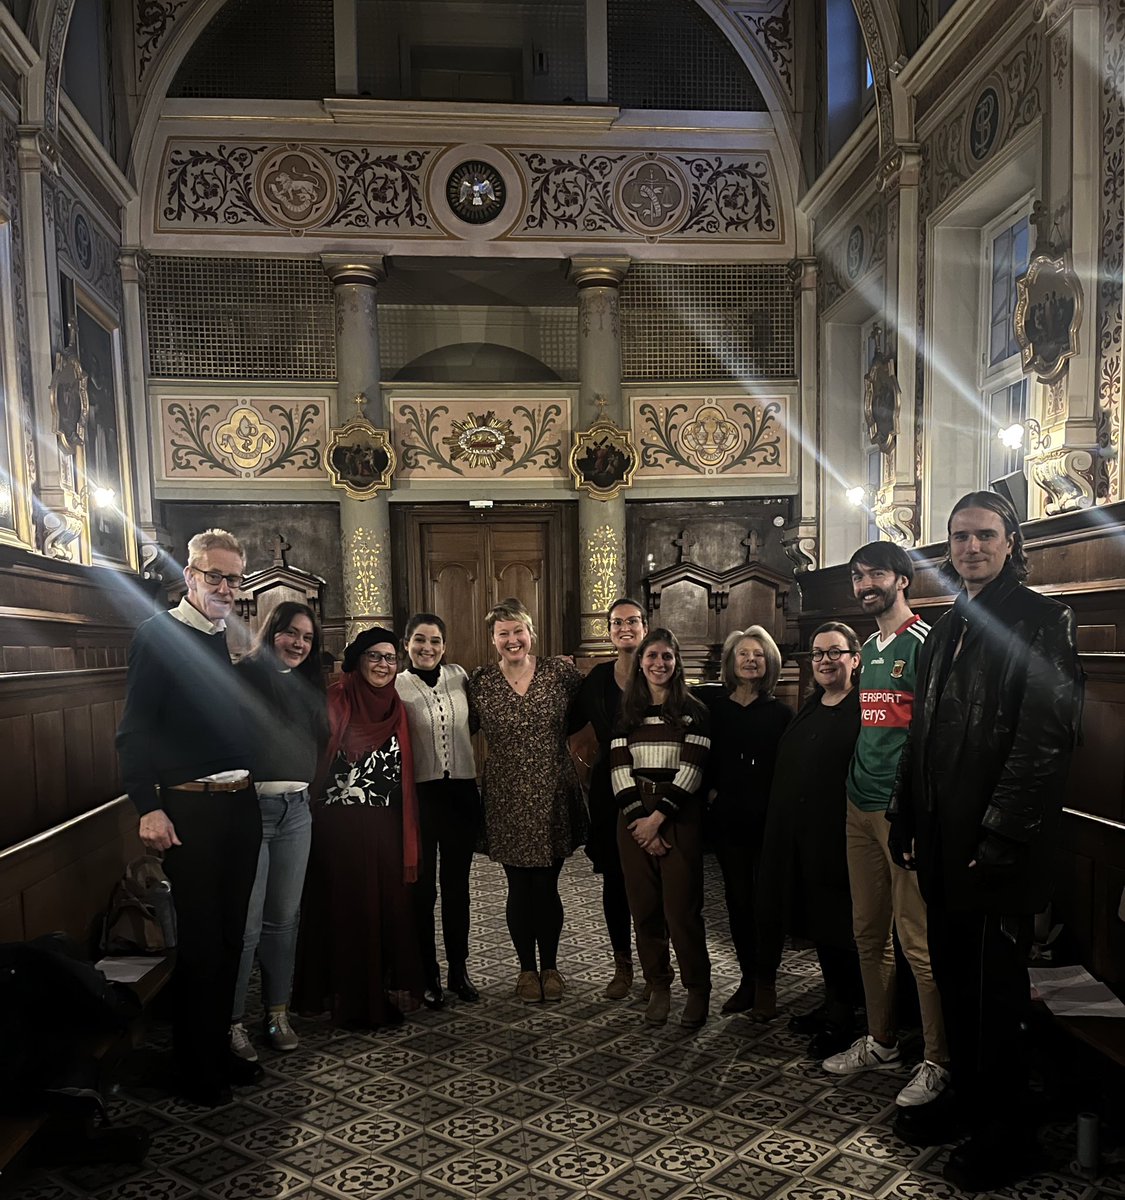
[{"x1": 5, "y1": 858, "x2": 1124, "y2": 1200}]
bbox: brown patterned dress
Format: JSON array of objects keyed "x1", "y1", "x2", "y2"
[{"x1": 468, "y1": 656, "x2": 584, "y2": 868}]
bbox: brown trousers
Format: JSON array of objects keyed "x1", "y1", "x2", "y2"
[{"x1": 617, "y1": 805, "x2": 711, "y2": 991}]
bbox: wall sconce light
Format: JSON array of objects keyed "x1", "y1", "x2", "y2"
[
  {"x1": 997, "y1": 419, "x2": 1042, "y2": 451},
  {"x1": 91, "y1": 485, "x2": 117, "y2": 509},
  {"x1": 845, "y1": 485, "x2": 867, "y2": 506}
]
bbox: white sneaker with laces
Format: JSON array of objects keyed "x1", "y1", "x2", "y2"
[
  {"x1": 229, "y1": 1021, "x2": 259, "y2": 1062},
  {"x1": 896, "y1": 1059, "x2": 951, "y2": 1106},
  {"x1": 822, "y1": 1034, "x2": 902, "y2": 1074},
  {"x1": 266, "y1": 1009, "x2": 299, "y2": 1052}
]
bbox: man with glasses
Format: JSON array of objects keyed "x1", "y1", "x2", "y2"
[
  {"x1": 117, "y1": 528, "x2": 262, "y2": 1108},
  {"x1": 887, "y1": 493, "x2": 1082, "y2": 1191}
]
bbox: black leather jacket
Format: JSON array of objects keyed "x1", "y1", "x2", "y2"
[{"x1": 889, "y1": 565, "x2": 1083, "y2": 913}]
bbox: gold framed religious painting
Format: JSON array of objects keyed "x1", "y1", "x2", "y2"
[
  {"x1": 569, "y1": 418, "x2": 637, "y2": 500},
  {"x1": 326, "y1": 415, "x2": 396, "y2": 498},
  {"x1": 1013, "y1": 251, "x2": 1082, "y2": 382}
]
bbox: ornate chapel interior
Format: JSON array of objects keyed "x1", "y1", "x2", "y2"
[{"x1": 0, "y1": 0, "x2": 1123, "y2": 1191}]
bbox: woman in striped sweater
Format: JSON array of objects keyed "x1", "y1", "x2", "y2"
[{"x1": 611, "y1": 628, "x2": 711, "y2": 1029}]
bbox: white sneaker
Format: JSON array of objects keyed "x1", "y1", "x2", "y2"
[
  {"x1": 822, "y1": 1034, "x2": 902, "y2": 1074},
  {"x1": 229, "y1": 1021, "x2": 259, "y2": 1062},
  {"x1": 265, "y1": 1009, "x2": 299, "y2": 1052},
  {"x1": 896, "y1": 1059, "x2": 951, "y2": 1106}
]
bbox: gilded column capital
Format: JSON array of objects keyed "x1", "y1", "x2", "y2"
[
  {"x1": 321, "y1": 253, "x2": 388, "y2": 288},
  {"x1": 568, "y1": 256, "x2": 630, "y2": 290}
]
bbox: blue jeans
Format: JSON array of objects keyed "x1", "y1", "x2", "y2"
[{"x1": 232, "y1": 788, "x2": 313, "y2": 1019}]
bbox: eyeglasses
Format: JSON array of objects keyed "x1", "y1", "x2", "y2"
[
  {"x1": 190, "y1": 567, "x2": 244, "y2": 589},
  {"x1": 609, "y1": 617, "x2": 645, "y2": 629},
  {"x1": 810, "y1": 647, "x2": 852, "y2": 662},
  {"x1": 361, "y1": 651, "x2": 398, "y2": 664}
]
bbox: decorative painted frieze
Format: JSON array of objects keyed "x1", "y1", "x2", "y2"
[
  {"x1": 819, "y1": 192, "x2": 887, "y2": 312},
  {"x1": 47, "y1": 175, "x2": 122, "y2": 314},
  {"x1": 157, "y1": 395, "x2": 328, "y2": 480},
  {"x1": 156, "y1": 139, "x2": 783, "y2": 246},
  {"x1": 135, "y1": 0, "x2": 192, "y2": 84},
  {"x1": 630, "y1": 395, "x2": 790, "y2": 479},
  {"x1": 391, "y1": 397, "x2": 571, "y2": 481},
  {"x1": 737, "y1": 0, "x2": 794, "y2": 100}
]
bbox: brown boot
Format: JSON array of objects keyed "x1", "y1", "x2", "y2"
[
  {"x1": 541, "y1": 969, "x2": 565, "y2": 1002},
  {"x1": 642, "y1": 966, "x2": 674, "y2": 1002},
  {"x1": 515, "y1": 970, "x2": 543, "y2": 1003},
  {"x1": 750, "y1": 980, "x2": 777, "y2": 1023},
  {"x1": 681, "y1": 988, "x2": 710, "y2": 1029},
  {"x1": 644, "y1": 986, "x2": 671, "y2": 1026},
  {"x1": 605, "y1": 953, "x2": 634, "y2": 1000}
]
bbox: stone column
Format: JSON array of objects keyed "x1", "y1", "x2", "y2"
[
  {"x1": 785, "y1": 256, "x2": 819, "y2": 572},
  {"x1": 873, "y1": 145, "x2": 922, "y2": 545},
  {"x1": 119, "y1": 247, "x2": 168, "y2": 576},
  {"x1": 1029, "y1": 0, "x2": 1101, "y2": 512},
  {"x1": 568, "y1": 256, "x2": 629, "y2": 654},
  {"x1": 322, "y1": 254, "x2": 393, "y2": 642}
]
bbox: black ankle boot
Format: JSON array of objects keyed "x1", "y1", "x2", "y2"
[
  {"x1": 447, "y1": 965, "x2": 480, "y2": 1002},
  {"x1": 423, "y1": 968, "x2": 445, "y2": 1009}
]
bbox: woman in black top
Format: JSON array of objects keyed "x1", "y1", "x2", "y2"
[
  {"x1": 703, "y1": 626, "x2": 793, "y2": 1018},
  {"x1": 568, "y1": 597, "x2": 647, "y2": 999},
  {"x1": 231, "y1": 602, "x2": 328, "y2": 1061},
  {"x1": 755, "y1": 621, "x2": 864, "y2": 1057}
]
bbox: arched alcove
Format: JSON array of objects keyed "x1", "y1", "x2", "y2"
[{"x1": 393, "y1": 342, "x2": 560, "y2": 384}]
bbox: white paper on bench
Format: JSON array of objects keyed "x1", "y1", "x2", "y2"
[
  {"x1": 1028, "y1": 965, "x2": 1125, "y2": 1018},
  {"x1": 95, "y1": 955, "x2": 165, "y2": 983}
]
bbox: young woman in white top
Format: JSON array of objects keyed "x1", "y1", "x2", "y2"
[{"x1": 395, "y1": 612, "x2": 481, "y2": 1007}]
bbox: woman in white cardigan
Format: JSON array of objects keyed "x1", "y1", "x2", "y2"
[{"x1": 395, "y1": 612, "x2": 481, "y2": 1007}]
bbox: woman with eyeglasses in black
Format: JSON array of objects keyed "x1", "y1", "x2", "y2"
[
  {"x1": 568, "y1": 597, "x2": 648, "y2": 1000},
  {"x1": 754, "y1": 621, "x2": 864, "y2": 1057}
]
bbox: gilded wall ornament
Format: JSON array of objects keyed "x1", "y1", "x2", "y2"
[
  {"x1": 616, "y1": 157, "x2": 688, "y2": 235},
  {"x1": 678, "y1": 403, "x2": 741, "y2": 468},
  {"x1": 583, "y1": 524, "x2": 622, "y2": 615},
  {"x1": 1014, "y1": 251, "x2": 1082, "y2": 381},
  {"x1": 49, "y1": 322, "x2": 90, "y2": 453},
  {"x1": 346, "y1": 526, "x2": 388, "y2": 619},
  {"x1": 327, "y1": 413, "x2": 396, "y2": 498},
  {"x1": 442, "y1": 411, "x2": 519, "y2": 470},
  {"x1": 445, "y1": 160, "x2": 506, "y2": 224},
  {"x1": 212, "y1": 405, "x2": 279, "y2": 471},
  {"x1": 570, "y1": 419, "x2": 637, "y2": 500},
  {"x1": 634, "y1": 398, "x2": 786, "y2": 477}
]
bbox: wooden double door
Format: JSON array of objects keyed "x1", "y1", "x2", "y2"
[{"x1": 393, "y1": 505, "x2": 576, "y2": 675}]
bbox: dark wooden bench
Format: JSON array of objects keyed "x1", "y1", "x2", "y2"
[{"x1": 0, "y1": 796, "x2": 173, "y2": 1176}]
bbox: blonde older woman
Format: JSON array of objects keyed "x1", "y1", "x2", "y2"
[
  {"x1": 467, "y1": 598, "x2": 583, "y2": 1004},
  {"x1": 702, "y1": 626, "x2": 793, "y2": 1016}
]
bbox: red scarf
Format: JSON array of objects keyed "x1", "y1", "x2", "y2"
[{"x1": 322, "y1": 673, "x2": 420, "y2": 884}]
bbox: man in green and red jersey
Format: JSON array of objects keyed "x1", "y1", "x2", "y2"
[{"x1": 820, "y1": 542, "x2": 950, "y2": 1115}]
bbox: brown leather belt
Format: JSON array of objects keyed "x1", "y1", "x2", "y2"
[
  {"x1": 637, "y1": 778, "x2": 661, "y2": 795},
  {"x1": 170, "y1": 777, "x2": 251, "y2": 794}
]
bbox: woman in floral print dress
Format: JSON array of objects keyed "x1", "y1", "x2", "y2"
[
  {"x1": 468, "y1": 599, "x2": 584, "y2": 1004},
  {"x1": 293, "y1": 627, "x2": 423, "y2": 1028}
]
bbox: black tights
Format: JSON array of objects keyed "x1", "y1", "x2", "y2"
[
  {"x1": 601, "y1": 854, "x2": 633, "y2": 957},
  {"x1": 503, "y1": 862, "x2": 564, "y2": 972}
]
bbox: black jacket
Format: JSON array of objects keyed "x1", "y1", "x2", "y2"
[{"x1": 890, "y1": 565, "x2": 1083, "y2": 914}]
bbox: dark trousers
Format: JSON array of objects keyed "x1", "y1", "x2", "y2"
[
  {"x1": 714, "y1": 839, "x2": 762, "y2": 979},
  {"x1": 618, "y1": 809, "x2": 710, "y2": 991},
  {"x1": 161, "y1": 786, "x2": 261, "y2": 1090},
  {"x1": 927, "y1": 904, "x2": 1033, "y2": 1139},
  {"x1": 601, "y1": 851, "x2": 633, "y2": 957},
  {"x1": 412, "y1": 779, "x2": 479, "y2": 976}
]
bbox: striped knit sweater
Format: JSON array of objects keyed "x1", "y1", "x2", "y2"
[{"x1": 610, "y1": 706, "x2": 710, "y2": 821}]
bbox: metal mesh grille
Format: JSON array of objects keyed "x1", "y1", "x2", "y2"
[
  {"x1": 608, "y1": 0, "x2": 767, "y2": 111},
  {"x1": 170, "y1": 0, "x2": 335, "y2": 100},
  {"x1": 146, "y1": 257, "x2": 337, "y2": 380},
  {"x1": 620, "y1": 264, "x2": 794, "y2": 380}
]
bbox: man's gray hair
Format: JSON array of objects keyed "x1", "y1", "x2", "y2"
[{"x1": 187, "y1": 528, "x2": 245, "y2": 567}]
